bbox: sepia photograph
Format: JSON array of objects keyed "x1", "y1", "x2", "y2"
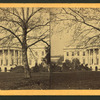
[
  {"x1": 0, "y1": 5, "x2": 100, "y2": 92},
  {"x1": 51, "y1": 7, "x2": 100, "y2": 89},
  {"x1": 0, "y1": 7, "x2": 50, "y2": 90}
]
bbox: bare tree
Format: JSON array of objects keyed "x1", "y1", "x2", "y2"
[
  {"x1": 51, "y1": 8, "x2": 100, "y2": 47},
  {"x1": 62, "y1": 8, "x2": 100, "y2": 45},
  {"x1": 0, "y1": 8, "x2": 50, "y2": 78}
]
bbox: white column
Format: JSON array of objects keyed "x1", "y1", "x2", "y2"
[
  {"x1": 8, "y1": 49, "x2": 11, "y2": 66},
  {"x1": 64, "y1": 51, "x2": 66, "y2": 62},
  {"x1": 18, "y1": 50, "x2": 20, "y2": 65},
  {"x1": 93, "y1": 49, "x2": 95, "y2": 65},
  {"x1": 16, "y1": 50, "x2": 18, "y2": 65},
  {"x1": 89, "y1": 49, "x2": 90, "y2": 66},
  {"x1": 85, "y1": 50, "x2": 88, "y2": 64},
  {"x1": 3, "y1": 49, "x2": 5, "y2": 66},
  {"x1": 87, "y1": 49, "x2": 89, "y2": 65},
  {"x1": 21, "y1": 50, "x2": 22, "y2": 65},
  {"x1": 99, "y1": 49, "x2": 100, "y2": 66},
  {"x1": 13, "y1": 50, "x2": 15, "y2": 65},
  {"x1": 80, "y1": 50, "x2": 82, "y2": 63}
]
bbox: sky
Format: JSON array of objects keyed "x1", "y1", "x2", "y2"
[
  {"x1": 51, "y1": 21, "x2": 74, "y2": 56},
  {"x1": 50, "y1": 9, "x2": 100, "y2": 56}
]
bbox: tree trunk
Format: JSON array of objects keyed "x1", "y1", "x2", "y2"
[{"x1": 22, "y1": 46, "x2": 31, "y2": 78}]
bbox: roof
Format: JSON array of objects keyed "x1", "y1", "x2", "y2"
[{"x1": 64, "y1": 36, "x2": 100, "y2": 50}]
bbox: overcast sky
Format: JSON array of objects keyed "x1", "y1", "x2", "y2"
[
  {"x1": 50, "y1": 8, "x2": 100, "y2": 56},
  {"x1": 51, "y1": 21, "x2": 74, "y2": 56}
]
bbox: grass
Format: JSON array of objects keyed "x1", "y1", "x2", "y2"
[
  {"x1": 50, "y1": 71, "x2": 100, "y2": 89},
  {"x1": 0, "y1": 72, "x2": 50, "y2": 90},
  {"x1": 1, "y1": 71, "x2": 100, "y2": 89}
]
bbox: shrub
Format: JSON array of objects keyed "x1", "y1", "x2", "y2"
[
  {"x1": 51, "y1": 62, "x2": 61, "y2": 72},
  {"x1": 62, "y1": 58, "x2": 91, "y2": 72},
  {"x1": 32, "y1": 63, "x2": 40, "y2": 72},
  {"x1": 84, "y1": 64, "x2": 91, "y2": 71},
  {"x1": 10, "y1": 66, "x2": 24, "y2": 73},
  {"x1": 72, "y1": 58, "x2": 80, "y2": 70},
  {"x1": 0, "y1": 67, "x2": 1, "y2": 72},
  {"x1": 62, "y1": 59, "x2": 72, "y2": 71},
  {"x1": 32, "y1": 63, "x2": 49, "y2": 72}
]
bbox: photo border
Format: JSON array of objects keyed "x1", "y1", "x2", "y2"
[{"x1": 0, "y1": 3, "x2": 100, "y2": 96}]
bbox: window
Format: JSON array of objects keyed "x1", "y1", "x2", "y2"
[
  {"x1": 42, "y1": 51, "x2": 44, "y2": 56},
  {"x1": 77, "y1": 51, "x2": 79, "y2": 56},
  {"x1": 11, "y1": 59, "x2": 14, "y2": 65},
  {"x1": 35, "y1": 51, "x2": 38, "y2": 55},
  {"x1": 66, "y1": 52, "x2": 69, "y2": 56},
  {"x1": 72, "y1": 52, "x2": 74, "y2": 56},
  {"x1": 83, "y1": 52, "x2": 85, "y2": 56},
  {"x1": 92, "y1": 58, "x2": 93, "y2": 64},
  {"x1": 97, "y1": 58, "x2": 99, "y2": 65},
  {"x1": 17, "y1": 58, "x2": 18, "y2": 65},
  {"x1": 83, "y1": 59, "x2": 85, "y2": 64}
]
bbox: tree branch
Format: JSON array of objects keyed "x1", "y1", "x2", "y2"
[
  {"x1": 0, "y1": 8, "x2": 23, "y2": 23},
  {"x1": 62, "y1": 8, "x2": 78, "y2": 21},
  {"x1": 27, "y1": 36, "x2": 48, "y2": 48},
  {"x1": 27, "y1": 21, "x2": 50, "y2": 33},
  {"x1": 69, "y1": 8, "x2": 85, "y2": 22},
  {"x1": 26, "y1": 8, "x2": 42, "y2": 23},
  {"x1": 63, "y1": 8, "x2": 100, "y2": 33},
  {"x1": 0, "y1": 25, "x2": 22, "y2": 45},
  {"x1": 41, "y1": 39, "x2": 49, "y2": 46}
]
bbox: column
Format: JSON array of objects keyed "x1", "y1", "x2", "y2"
[
  {"x1": 18, "y1": 50, "x2": 20, "y2": 65},
  {"x1": 8, "y1": 49, "x2": 11, "y2": 66},
  {"x1": 99, "y1": 49, "x2": 100, "y2": 66},
  {"x1": 80, "y1": 50, "x2": 82, "y2": 63},
  {"x1": 88, "y1": 49, "x2": 90, "y2": 66},
  {"x1": 64, "y1": 51, "x2": 66, "y2": 62},
  {"x1": 3, "y1": 49, "x2": 5, "y2": 66},
  {"x1": 0, "y1": 53, "x2": 1, "y2": 66},
  {"x1": 85, "y1": 50, "x2": 88, "y2": 64},
  {"x1": 93, "y1": 49, "x2": 95, "y2": 65},
  {"x1": 16, "y1": 50, "x2": 18, "y2": 65},
  {"x1": 87, "y1": 49, "x2": 89, "y2": 65},
  {"x1": 20, "y1": 50, "x2": 22, "y2": 65},
  {"x1": 13, "y1": 50, "x2": 15, "y2": 65}
]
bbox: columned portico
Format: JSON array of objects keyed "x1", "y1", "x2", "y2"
[
  {"x1": 64, "y1": 46, "x2": 100, "y2": 71},
  {"x1": 0, "y1": 47, "x2": 22, "y2": 72}
]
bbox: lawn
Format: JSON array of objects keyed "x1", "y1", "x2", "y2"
[
  {"x1": 50, "y1": 71, "x2": 100, "y2": 89},
  {"x1": 0, "y1": 72, "x2": 50, "y2": 90},
  {"x1": 1, "y1": 71, "x2": 100, "y2": 89}
]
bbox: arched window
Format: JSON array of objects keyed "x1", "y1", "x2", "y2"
[
  {"x1": 72, "y1": 52, "x2": 74, "y2": 56},
  {"x1": 83, "y1": 52, "x2": 85, "y2": 56},
  {"x1": 66, "y1": 52, "x2": 69, "y2": 56},
  {"x1": 42, "y1": 51, "x2": 44, "y2": 56},
  {"x1": 77, "y1": 51, "x2": 79, "y2": 56}
]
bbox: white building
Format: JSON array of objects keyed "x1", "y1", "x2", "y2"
[
  {"x1": 0, "y1": 44, "x2": 46, "y2": 72},
  {"x1": 64, "y1": 38, "x2": 100, "y2": 71}
]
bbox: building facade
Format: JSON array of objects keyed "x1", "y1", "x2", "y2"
[
  {"x1": 64, "y1": 45, "x2": 100, "y2": 71},
  {"x1": 0, "y1": 46, "x2": 46, "y2": 72}
]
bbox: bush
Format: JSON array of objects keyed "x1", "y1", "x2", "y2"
[
  {"x1": 31, "y1": 63, "x2": 49, "y2": 72},
  {"x1": 84, "y1": 64, "x2": 91, "y2": 71},
  {"x1": 62, "y1": 59, "x2": 72, "y2": 71},
  {"x1": 10, "y1": 66, "x2": 24, "y2": 73},
  {"x1": 0, "y1": 67, "x2": 1, "y2": 72},
  {"x1": 32, "y1": 63, "x2": 39, "y2": 72},
  {"x1": 62, "y1": 58, "x2": 91, "y2": 72},
  {"x1": 72, "y1": 58, "x2": 80, "y2": 70},
  {"x1": 51, "y1": 62, "x2": 61, "y2": 72}
]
